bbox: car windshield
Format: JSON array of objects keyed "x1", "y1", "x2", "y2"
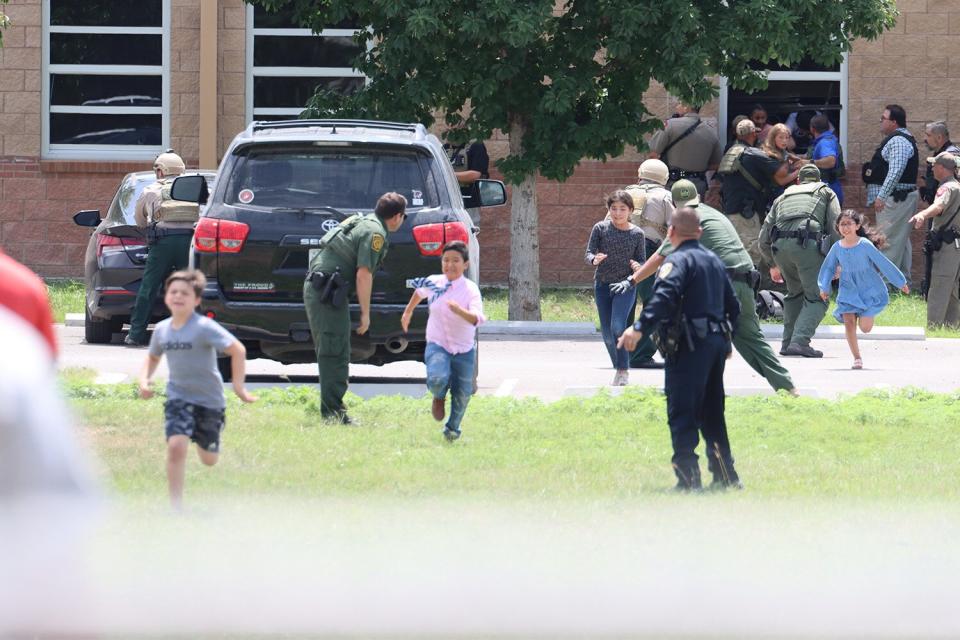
[{"x1": 224, "y1": 146, "x2": 440, "y2": 211}]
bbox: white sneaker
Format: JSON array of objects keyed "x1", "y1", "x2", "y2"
[{"x1": 612, "y1": 370, "x2": 629, "y2": 386}]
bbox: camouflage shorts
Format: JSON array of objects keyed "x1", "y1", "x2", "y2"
[{"x1": 164, "y1": 399, "x2": 226, "y2": 453}]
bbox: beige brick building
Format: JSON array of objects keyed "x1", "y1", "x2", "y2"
[{"x1": 0, "y1": 0, "x2": 951, "y2": 283}]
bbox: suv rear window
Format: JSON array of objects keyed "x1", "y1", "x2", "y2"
[{"x1": 224, "y1": 145, "x2": 440, "y2": 211}]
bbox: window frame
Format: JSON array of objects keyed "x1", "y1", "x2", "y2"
[
  {"x1": 244, "y1": 5, "x2": 367, "y2": 122},
  {"x1": 41, "y1": 0, "x2": 170, "y2": 160},
  {"x1": 718, "y1": 54, "x2": 848, "y2": 158}
]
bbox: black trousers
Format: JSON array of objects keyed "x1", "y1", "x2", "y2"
[{"x1": 664, "y1": 333, "x2": 732, "y2": 471}]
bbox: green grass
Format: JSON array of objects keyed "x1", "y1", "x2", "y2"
[
  {"x1": 66, "y1": 371, "x2": 960, "y2": 501},
  {"x1": 46, "y1": 279, "x2": 85, "y2": 323},
  {"x1": 481, "y1": 287, "x2": 597, "y2": 324}
]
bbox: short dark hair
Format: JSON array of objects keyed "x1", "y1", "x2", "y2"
[
  {"x1": 374, "y1": 192, "x2": 407, "y2": 221},
  {"x1": 165, "y1": 269, "x2": 206, "y2": 298},
  {"x1": 605, "y1": 189, "x2": 634, "y2": 211},
  {"x1": 750, "y1": 104, "x2": 767, "y2": 116},
  {"x1": 441, "y1": 240, "x2": 469, "y2": 262},
  {"x1": 810, "y1": 114, "x2": 830, "y2": 134},
  {"x1": 885, "y1": 104, "x2": 907, "y2": 128}
]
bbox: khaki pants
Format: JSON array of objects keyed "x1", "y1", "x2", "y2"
[
  {"x1": 728, "y1": 213, "x2": 762, "y2": 267},
  {"x1": 876, "y1": 191, "x2": 919, "y2": 287},
  {"x1": 928, "y1": 243, "x2": 960, "y2": 326}
]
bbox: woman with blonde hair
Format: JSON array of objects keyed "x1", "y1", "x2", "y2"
[{"x1": 762, "y1": 123, "x2": 807, "y2": 189}]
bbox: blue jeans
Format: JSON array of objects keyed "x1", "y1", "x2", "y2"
[
  {"x1": 594, "y1": 279, "x2": 635, "y2": 370},
  {"x1": 425, "y1": 343, "x2": 476, "y2": 433}
]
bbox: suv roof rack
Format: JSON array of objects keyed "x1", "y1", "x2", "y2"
[{"x1": 248, "y1": 119, "x2": 427, "y2": 139}]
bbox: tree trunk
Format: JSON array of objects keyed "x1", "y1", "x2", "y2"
[{"x1": 507, "y1": 115, "x2": 542, "y2": 321}]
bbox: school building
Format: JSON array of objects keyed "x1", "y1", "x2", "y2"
[{"x1": 0, "y1": 0, "x2": 950, "y2": 283}]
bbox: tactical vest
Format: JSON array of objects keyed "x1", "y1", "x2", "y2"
[
  {"x1": 156, "y1": 179, "x2": 200, "y2": 224},
  {"x1": 863, "y1": 131, "x2": 918, "y2": 186},
  {"x1": 774, "y1": 183, "x2": 832, "y2": 231},
  {"x1": 624, "y1": 183, "x2": 668, "y2": 240},
  {"x1": 718, "y1": 143, "x2": 763, "y2": 191}
]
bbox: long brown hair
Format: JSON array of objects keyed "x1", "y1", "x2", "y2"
[
  {"x1": 762, "y1": 123, "x2": 792, "y2": 160},
  {"x1": 836, "y1": 209, "x2": 888, "y2": 250}
]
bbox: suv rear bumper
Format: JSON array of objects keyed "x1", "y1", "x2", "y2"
[{"x1": 200, "y1": 281, "x2": 428, "y2": 366}]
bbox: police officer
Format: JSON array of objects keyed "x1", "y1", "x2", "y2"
[
  {"x1": 618, "y1": 207, "x2": 741, "y2": 491},
  {"x1": 863, "y1": 104, "x2": 919, "y2": 286},
  {"x1": 920, "y1": 121, "x2": 960, "y2": 205},
  {"x1": 909, "y1": 152, "x2": 960, "y2": 327},
  {"x1": 627, "y1": 180, "x2": 796, "y2": 394},
  {"x1": 759, "y1": 165, "x2": 841, "y2": 358},
  {"x1": 125, "y1": 151, "x2": 197, "y2": 347},
  {"x1": 303, "y1": 192, "x2": 407, "y2": 423},
  {"x1": 718, "y1": 118, "x2": 781, "y2": 266},
  {"x1": 620, "y1": 159, "x2": 674, "y2": 369},
  {"x1": 648, "y1": 102, "x2": 722, "y2": 198},
  {"x1": 447, "y1": 140, "x2": 490, "y2": 227}
]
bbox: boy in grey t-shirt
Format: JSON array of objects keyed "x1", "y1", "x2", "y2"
[{"x1": 137, "y1": 270, "x2": 255, "y2": 510}]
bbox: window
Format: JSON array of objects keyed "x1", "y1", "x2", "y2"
[
  {"x1": 719, "y1": 56, "x2": 847, "y2": 157},
  {"x1": 41, "y1": 0, "x2": 169, "y2": 158},
  {"x1": 246, "y1": 5, "x2": 366, "y2": 123}
]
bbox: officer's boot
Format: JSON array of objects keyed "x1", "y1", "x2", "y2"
[
  {"x1": 672, "y1": 462, "x2": 702, "y2": 492},
  {"x1": 707, "y1": 444, "x2": 743, "y2": 491}
]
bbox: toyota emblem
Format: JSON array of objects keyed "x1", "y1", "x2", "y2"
[{"x1": 321, "y1": 219, "x2": 340, "y2": 233}]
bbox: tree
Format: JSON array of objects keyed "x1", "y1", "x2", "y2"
[
  {"x1": 0, "y1": 0, "x2": 10, "y2": 48},
  {"x1": 246, "y1": 0, "x2": 898, "y2": 320}
]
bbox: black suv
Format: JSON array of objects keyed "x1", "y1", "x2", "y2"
[
  {"x1": 171, "y1": 119, "x2": 505, "y2": 376},
  {"x1": 73, "y1": 170, "x2": 216, "y2": 344}
]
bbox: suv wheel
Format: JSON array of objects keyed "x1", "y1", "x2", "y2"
[{"x1": 84, "y1": 308, "x2": 115, "y2": 344}]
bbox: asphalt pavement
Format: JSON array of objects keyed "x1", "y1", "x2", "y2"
[{"x1": 56, "y1": 320, "x2": 960, "y2": 400}]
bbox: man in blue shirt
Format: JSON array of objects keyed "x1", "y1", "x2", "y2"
[{"x1": 809, "y1": 114, "x2": 844, "y2": 206}]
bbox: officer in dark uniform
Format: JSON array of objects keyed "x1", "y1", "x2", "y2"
[
  {"x1": 303, "y1": 192, "x2": 407, "y2": 423},
  {"x1": 618, "y1": 207, "x2": 742, "y2": 491}
]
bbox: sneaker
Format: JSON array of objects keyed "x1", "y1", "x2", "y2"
[
  {"x1": 631, "y1": 358, "x2": 665, "y2": 369},
  {"x1": 442, "y1": 427, "x2": 461, "y2": 441},
  {"x1": 431, "y1": 397, "x2": 445, "y2": 422},
  {"x1": 612, "y1": 370, "x2": 629, "y2": 386},
  {"x1": 124, "y1": 334, "x2": 148, "y2": 347},
  {"x1": 780, "y1": 343, "x2": 823, "y2": 358},
  {"x1": 852, "y1": 358, "x2": 863, "y2": 370}
]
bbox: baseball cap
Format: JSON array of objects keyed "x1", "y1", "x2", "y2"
[
  {"x1": 154, "y1": 151, "x2": 185, "y2": 175},
  {"x1": 671, "y1": 179, "x2": 700, "y2": 207},
  {"x1": 798, "y1": 164, "x2": 821, "y2": 183},
  {"x1": 735, "y1": 119, "x2": 757, "y2": 137},
  {"x1": 927, "y1": 151, "x2": 958, "y2": 170}
]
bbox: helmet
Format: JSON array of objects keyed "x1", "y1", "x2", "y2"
[
  {"x1": 154, "y1": 151, "x2": 186, "y2": 176},
  {"x1": 638, "y1": 159, "x2": 669, "y2": 186}
]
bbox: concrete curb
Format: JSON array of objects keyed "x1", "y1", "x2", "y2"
[{"x1": 64, "y1": 313, "x2": 926, "y2": 341}]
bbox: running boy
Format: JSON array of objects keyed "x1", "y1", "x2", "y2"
[
  {"x1": 137, "y1": 270, "x2": 255, "y2": 509},
  {"x1": 400, "y1": 241, "x2": 485, "y2": 441}
]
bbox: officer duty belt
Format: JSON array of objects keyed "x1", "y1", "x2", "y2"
[
  {"x1": 726, "y1": 268, "x2": 760, "y2": 286},
  {"x1": 891, "y1": 187, "x2": 916, "y2": 203},
  {"x1": 669, "y1": 169, "x2": 705, "y2": 180},
  {"x1": 772, "y1": 228, "x2": 823, "y2": 242}
]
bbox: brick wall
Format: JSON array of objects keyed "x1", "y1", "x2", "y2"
[
  {"x1": 218, "y1": 0, "x2": 247, "y2": 158},
  {"x1": 0, "y1": 0, "x2": 41, "y2": 158}
]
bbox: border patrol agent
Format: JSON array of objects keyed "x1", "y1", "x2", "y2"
[
  {"x1": 303, "y1": 193, "x2": 407, "y2": 423},
  {"x1": 759, "y1": 165, "x2": 841, "y2": 358},
  {"x1": 619, "y1": 207, "x2": 742, "y2": 491},
  {"x1": 648, "y1": 103, "x2": 722, "y2": 198},
  {"x1": 616, "y1": 159, "x2": 675, "y2": 369},
  {"x1": 126, "y1": 151, "x2": 197, "y2": 347},
  {"x1": 909, "y1": 152, "x2": 960, "y2": 326},
  {"x1": 626, "y1": 180, "x2": 796, "y2": 394}
]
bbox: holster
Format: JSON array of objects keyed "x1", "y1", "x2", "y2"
[
  {"x1": 307, "y1": 269, "x2": 348, "y2": 307},
  {"x1": 891, "y1": 189, "x2": 914, "y2": 203}
]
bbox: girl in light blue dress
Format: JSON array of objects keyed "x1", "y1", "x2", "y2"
[{"x1": 818, "y1": 210, "x2": 909, "y2": 369}]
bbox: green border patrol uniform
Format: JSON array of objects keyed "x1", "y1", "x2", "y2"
[
  {"x1": 303, "y1": 214, "x2": 390, "y2": 421},
  {"x1": 667, "y1": 180, "x2": 795, "y2": 392},
  {"x1": 759, "y1": 166, "x2": 841, "y2": 355}
]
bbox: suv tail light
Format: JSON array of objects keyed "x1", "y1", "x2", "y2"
[
  {"x1": 96, "y1": 234, "x2": 146, "y2": 257},
  {"x1": 194, "y1": 218, "x2": 249, "y2": 254},
  {"x1": 411, "y1": 222, "x2": 469, "y2": 256}
]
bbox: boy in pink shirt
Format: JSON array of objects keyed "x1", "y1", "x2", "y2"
[{"x1": 401, "y1": 241, "x2": 485, "y2": 441}]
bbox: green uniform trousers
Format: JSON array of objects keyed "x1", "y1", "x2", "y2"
[
  {"x1": 303, "y1": 282, "x2": 351, "y2": 419},
  {"x1": 128, "y1": 234, "x2": 192, "y2": 342},
  {"x1": 772, "y1": 240, "x2": 827, "y2": 348},
  {"x1": 732, "y1": 280, "x2": 794, "y2": 391},
  {"x1": 629, "y1": 276, "x2": 658, "y2": 365}
]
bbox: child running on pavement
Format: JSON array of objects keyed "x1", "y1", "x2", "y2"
[
  {"x1": 401, "y1": 241, "x2": 485, "y2": 441},
  {"x1": 817, "y1": 210, "x2": 909, "y2": 370},
  {"x1": 137, "y1": 269, "x2": 255, "y2": 509}
]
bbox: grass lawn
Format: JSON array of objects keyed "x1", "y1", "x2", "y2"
[
  {"x1": 65, "y1": 370, "x2": 960, "y2": 502},
  {"x1": 47, "y1": 279, "x2": 86, "y2": 323}
]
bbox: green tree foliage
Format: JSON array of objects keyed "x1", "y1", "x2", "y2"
[
  {"x1": 246, "y1": 0, "x2": 897, "y2": 318},
  {"x1": 0, "y1": 0, "x2": 10, "y2": 48}
]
